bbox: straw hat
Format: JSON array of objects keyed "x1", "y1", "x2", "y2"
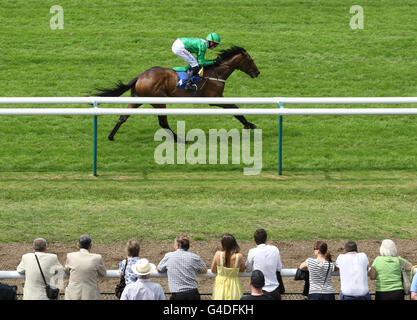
[{"x1": 132, "y1": 258, "x2": 156, "y2": 276}]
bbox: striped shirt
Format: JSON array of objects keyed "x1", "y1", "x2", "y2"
[
  {"x1": 306, "y1": 258, "x2": 335, "y2": 294},
  {"x1": 157, "y1": 249, "x2": 207, "y2": 293}
]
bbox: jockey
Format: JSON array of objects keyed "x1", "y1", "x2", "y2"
[{"x1": 172, "y1": 33, "x2": 221, "y2": 90}]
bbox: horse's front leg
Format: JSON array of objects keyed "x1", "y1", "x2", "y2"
[
  {"x1": 157, "y1": 114, "x2": 187, "y2": 144},
  {"x1": 210, "y1": 103, "x2": 257, "y2": 129},
  {"x1": 152, "y1": 102, "x2": 185, "y2": 144}
]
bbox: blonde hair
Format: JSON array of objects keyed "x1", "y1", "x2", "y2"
[{"x1": 380, "y1": 239, "x2": 397, "y2": 257}]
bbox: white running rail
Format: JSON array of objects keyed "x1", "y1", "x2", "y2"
[{"x1": 0, "y1": 97, "x2": 417, "y2": 115}]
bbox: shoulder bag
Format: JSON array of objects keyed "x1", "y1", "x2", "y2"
[
  {"x1": 34, "y1": 253, "x2": 59, "y2": 300},
  {"x1": 320, "y1": 261, "x2": 332, "y2": 294},
  {"x1": 398, "y1": 257, "x2": 411, "y2": 295},
  {"x1": 115, "y1": 258, "x2": 128, "y2": 299}
]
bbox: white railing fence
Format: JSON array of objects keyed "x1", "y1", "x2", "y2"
[
  {"x1": 1, "y1": 268, "x2": 415, "y2": 280},
  {"x1": 1, "y1": 97, "x2": 417, "y2": 176},
  {"x1": 1, "y1": 97, "x2": 417, "y2": 115},
  {"x1": 0, "y1": 268, "x2": 296, "y2": 280}
]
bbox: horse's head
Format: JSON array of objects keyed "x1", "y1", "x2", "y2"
[
  {"x1": 234, "y1": 50, "x2": 260, "y2": 78},
  {"x1": 214, "y1": 46, "x2": 260, "y2": 78}
]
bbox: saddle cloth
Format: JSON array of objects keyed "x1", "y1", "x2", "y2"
[{"x1": 173, "y1": 66, "x2": 204, "y2": 89}]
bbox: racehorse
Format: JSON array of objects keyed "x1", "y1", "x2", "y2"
[{"x1": 92, "y1": 46, "x2": 260, "y2": 142}]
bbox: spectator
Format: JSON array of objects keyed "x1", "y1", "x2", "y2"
[
  {"x1": 240, "y1": 270, "x2": 273, "y2": 300},
  {"x1": 0, "y1": 282, "x2": 17, "y2": 300},
  {"x1": 335, "y1": 240, "x2": 371, "y2": 300},
  {"x1": 16, "y1": 238, "x2": 63, "y2": 300},
  {"x1": 299, "y1": 240, "x2": 337, "y2": 300},
  {"x1": 120, "y1": 258, "x2": 165, "y2": 300},
  {"x1": 245, "y1": 228, "x2": 283, "y2": 300},
  {"x1": 157, "y1": 235, "x2": 207, "y2": 300},
  {"x1": 369, "y1": 239, "x2": 413, "y2": 300},
  {"x1": 64, "y1": 234, "x2": 107, "y2": 300},
  {"x1": 411, "y1": 270, "x2": 417, "y2": 300},
  {"x1": 118, "y1": 239, "x2": 141, "y2": 285},
  {"x1": 211, "y1": 233, "x2": 245, "y2": 300}
]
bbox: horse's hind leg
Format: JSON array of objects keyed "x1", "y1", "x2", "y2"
[{"x1": 108, "y1": 103, "x2": 142, "y2": 141}]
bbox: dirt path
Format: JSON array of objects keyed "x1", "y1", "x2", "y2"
[{"x1": 1, "y1": 239, "x2": 416, "y2": 299}]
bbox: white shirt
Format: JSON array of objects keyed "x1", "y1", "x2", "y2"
[
  {"x1": 245, "y1": 244, "x2": 282, "y2": 292},
  {"x1": 336, "y1": 252, "x2": 369, "y2": 296},
  {"x1": 120, "y1": 279, "x2": 166, "y2": 300}
]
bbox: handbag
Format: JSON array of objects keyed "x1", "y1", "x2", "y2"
[
  {"x1": 294, "y1": 268, "x2": 309, "y2": 296},
  {"x1": 34, "y1": 254, "x2": 60, "y2": 300},
  {"x1": 294, "y1": 268, "x2": 309, "y2": 281},
  {"x1": 398, "y1": 257, "x2": 411, "y2": 295},
  {"x1": 115, "y1": 258, "x2": 128, "y2": 299}
]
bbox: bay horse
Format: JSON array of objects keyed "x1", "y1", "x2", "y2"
[{"x1": 92, "y1": 46, "x2": 260, "y2": 142}]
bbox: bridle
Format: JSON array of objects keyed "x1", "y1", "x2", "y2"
[{"x1": 201, "y1": 52, "x2": 254, "y2": 86}]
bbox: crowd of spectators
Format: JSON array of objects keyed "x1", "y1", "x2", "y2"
[{"x1": 0, "y1": 230, "x2": 416, "y2": 301}]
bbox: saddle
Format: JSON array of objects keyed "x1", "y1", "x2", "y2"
[{"x1": 173, "y1": 66, "x2": 204, "y2": 90}]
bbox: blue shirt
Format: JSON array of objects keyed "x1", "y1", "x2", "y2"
[{"x1": 119, "y1": 257, "x2": 140, "y2": 285}]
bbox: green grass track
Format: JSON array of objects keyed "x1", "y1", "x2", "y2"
[{"x1": 0, "y1": 1, "x2": 416, "y2": 242}]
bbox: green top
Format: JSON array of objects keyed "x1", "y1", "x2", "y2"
[
  {"x1": 372, "y1": 256, "x2": 406, "y2": 292},
  {"x1": 180, "y1": 37, "x2": 214, "y2": 66}
]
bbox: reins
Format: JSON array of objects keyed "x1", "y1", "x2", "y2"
[
  {"x1": 201, "y1": 62, "x2": 235, "y2": 85},
  {"x1": 198, "y1": 64, "x2": 230, "y2": 90},
  {"x1": 204, "y1": 77, "x2": 226, "y2": 83},
  {"x1": 199, "y1": 52, "x2": 246, "y2": 89}
]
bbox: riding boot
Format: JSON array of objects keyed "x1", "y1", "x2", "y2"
[{"x1": 184, "y1": 66, "x2": 199, "y2": 91}]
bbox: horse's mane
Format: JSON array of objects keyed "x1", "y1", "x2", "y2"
[{"x1": 212, "y1": 46, "x2": 246, "y2": 66}]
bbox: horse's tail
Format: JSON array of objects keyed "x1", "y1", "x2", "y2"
[{"x1": 92, "y1": 76, "x2": 139, "y2": 97}]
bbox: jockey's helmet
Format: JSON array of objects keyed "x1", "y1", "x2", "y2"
[{"x1": 206, "y1": 33, "x2": 222, "y2": 44}]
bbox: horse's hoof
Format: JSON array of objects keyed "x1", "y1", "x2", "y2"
[
  {"x1": 175, "y1": 137, "x2": 186, "y2": 144},
  {"x1": 108, "y1": 136, "x2": 114, "y2": 141},
  {"x1": 244, "y1": 123, "x2": 257, "y2": 130}
]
